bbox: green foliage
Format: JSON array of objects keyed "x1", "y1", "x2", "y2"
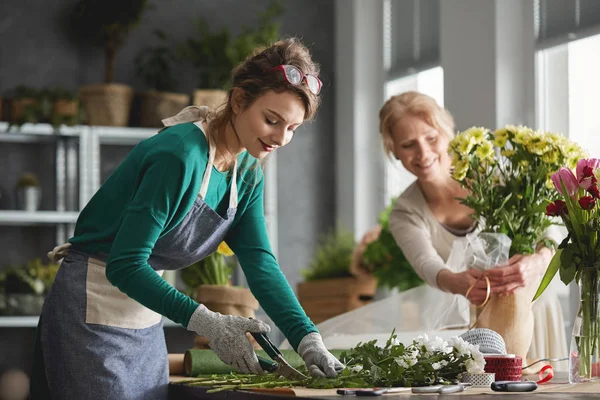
[
  {"x1": 181, "y1": 253, "x2": 234, "y2": 291},
  {"x1": 180, "y1": 0, "x2": 284, "y2": 89},
  {"x1": 181, "y1": 330, "x2": 483, "y2": 392},
  {"x1": 8, "y1": 86, "x2": 80, "y2": 127},
  {"x1": 360, "y1": 201, "x2": 424, "y2": 291},
  {"x1": 135, "y1": 30, "x2": 179, "y2": 92},
  {"x1": 0, "y1": 258, "x2": 60, "y2": 296},
  {"x1": 301, "y1": 231, "x2": 355, "y2": 281}
]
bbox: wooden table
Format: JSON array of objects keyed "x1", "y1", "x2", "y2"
[{"x1": 168, "y1": 378, "x2": 600, "y2": 399}]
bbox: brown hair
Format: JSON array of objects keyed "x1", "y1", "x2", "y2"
[
  {"x1": 379, "y1": 91, "x2": 455, "y2": 159},
  {"x1": 208, "y1": 37, "x2": 320, "y2": 145}
]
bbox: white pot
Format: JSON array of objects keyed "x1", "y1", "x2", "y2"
[{"x1": 15, "y1": 187, "x2": 41, "y2": 211}]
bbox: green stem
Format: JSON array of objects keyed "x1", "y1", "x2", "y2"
[{"x1": 577, "y1": 268, "x2": 599, "y2": 379}]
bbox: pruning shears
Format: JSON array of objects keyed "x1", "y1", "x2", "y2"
[{"x1": 251, "y1": 331, "x2": 308, "y2": 380}]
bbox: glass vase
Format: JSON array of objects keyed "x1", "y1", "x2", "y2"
[{"x1": 569, "y1": 268, "x2": 600, "y2": 383}]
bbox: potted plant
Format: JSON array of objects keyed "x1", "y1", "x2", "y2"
[
  {"x1": 297, "y1": 231, "x2": 377, "y2": 324},
  {"x1": 0, "y1": 258, "x2": 59, "y2": 316},
  {"x1": 355, "y1": 201, "x2": 425, "y2": 293},
  {"x1": 8, "y1": 85, "x2": 39, "y2": 124},
  {"x1": 50, "y1": 87, "x2": 80, "y2": 127},
  {"x1": 180, "y1": 0, "x2": 283, "y2": 109},
  {"x1": 14, "y1": 172, "x2": 41, "y2": 212},
  {"x1": 67, "y1": 0, "x2": 150, "y2": 126},
  {"x1": 181, "y1": 242, "x2": 259, "y2": 349},
  {"x1": 134, "y1": 30, "x2": 190, "y2": 128}
]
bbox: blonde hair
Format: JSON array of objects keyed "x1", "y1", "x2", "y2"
[{"x1": 378, "y1": 91, "x2": 455, "y2": 158}]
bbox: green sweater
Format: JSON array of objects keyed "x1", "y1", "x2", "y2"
[{"x1": 69, "y1": 122, "x2": 316, "y2": 349}]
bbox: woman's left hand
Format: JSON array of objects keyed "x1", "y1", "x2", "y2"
[
  {"x1": 485, "y1": 248, "x2": 553, "y2": 295},
  {"x1": 297, "y1": 333, "x2": 344, "y2": 377}
]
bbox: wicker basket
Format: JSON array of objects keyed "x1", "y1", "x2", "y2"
[
  {"x1": 10, "y1": 98, "x2": 38, "y2": 123},
  {"x1": 192, "y1": 89, "x2": 227, "y2": 110},
  {"x1": 79, "y1": 83, "x2": 134, "y2": 127},
  {"x1": 140, "y1": 90, "x2": 190, "y2": 128}
]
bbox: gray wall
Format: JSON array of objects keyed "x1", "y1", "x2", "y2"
[{"x1": 0, "y1": 0, "x2": 335, "y2": 374}]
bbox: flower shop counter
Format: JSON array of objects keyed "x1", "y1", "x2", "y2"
[{"x1": 169, "y1": 376, "x2": 600, "y2": 399}]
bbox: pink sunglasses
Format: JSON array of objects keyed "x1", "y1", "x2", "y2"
[{"x1": 270, "y1": 65, "x2": 322, "y2": 95}]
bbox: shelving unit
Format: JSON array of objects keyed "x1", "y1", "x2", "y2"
[{"x1": 0, "y1": 210, "x2": 79, "y2": 225}]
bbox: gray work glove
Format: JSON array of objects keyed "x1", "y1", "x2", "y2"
[
  {"x1": 187, "y1": 305, "x2": 270, "y2": 374},
  {"x1": 297, "y1": 332, "x2": 344, "y2": 378}
]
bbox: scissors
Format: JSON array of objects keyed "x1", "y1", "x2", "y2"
[
  {"x1": 251, "y1": 331, "x2": 308, "y2": 380},
  {"x1": 411, "y1": 384, "x2": 468, "y2": 394}
]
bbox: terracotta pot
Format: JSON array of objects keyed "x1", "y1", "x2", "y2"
[
  {"x1": 140, "y1": 90, "x2": 190, "y2": 128},
  {"x1": 297, "y1": 275, "x2": 378, "y2": 324},
  {"x1": 79, "y1": 83, "x2": 134, "y2": 127},
  {"x1": 192, "y1": 89, "x2": 227, "y2": 111}
]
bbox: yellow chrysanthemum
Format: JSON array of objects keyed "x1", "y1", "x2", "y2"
[
  {"x1": 500, "y1": 149, "x2": 516, "y2": 158},
  {"x1": 493, "y1": 136, "x2": 507, "y2": 148},
  {"x1": 456, "y1": 136, "x2": 477, "y2": 155},
  {"x1": 463, "y1": 126, "x2": 488, "y2": 144},
  {"x1": 452, "y1": 159, "x2": 469, "y2": 181},
  {"x1": 541, "y1": 149, "x2": 559, "y2": 164},
  {"x1": 475, "y1": 141, "x2": 495, "y2": 161},
  {"x1": 217, "y1": 242, "x2": 234, "y2": 256}
]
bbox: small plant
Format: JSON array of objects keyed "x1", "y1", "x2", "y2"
[
  {"x1": 181, "y1": 242, "x2": 235, "y2": 292},
  {"x1": 12, "y1": 85, "x2": 38, "y2": 99},
  {"x1": 360, "y1": 201, "x2": 424, "y2": 292},
  {"x1": 301, "y1": 231, "x2": 355, "y2": 281},
  {"x1": 180, "y1": 0, "x2": 284, "y2": 90},
  {"x1": 50, "y1": 87, "x2": 77, "y2": 101},
  {"x1": 16, "y1": 173, "x2": 40, "y2": 188},
  {"x1": 0, "y1": 258, "x2": 60, "y2": 296},
  {"x1": 135, "y1": 29, "x2": 179, "y2": 92},
  {"x1": 67, "y1": 0, "x2": 151, "y2": 83}
]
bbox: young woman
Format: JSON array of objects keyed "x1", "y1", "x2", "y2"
[{"x1": 31, "y1": 38, "x2": 343, "y2": 399}]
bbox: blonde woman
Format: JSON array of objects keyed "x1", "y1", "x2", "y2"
[{"x1": 378, "y1": 91, "x2": 566, "y2": 368}]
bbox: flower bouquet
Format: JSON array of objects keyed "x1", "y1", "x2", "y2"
[
  {"x1": 448, "y1": 125, "x2": 586, "y2": 360},
  {"x1": 449, "y1": 125, "x2": 586, "y2": 256},
  {"x1": 535, "y1": 159, "x2": 600, "y2": 382}
]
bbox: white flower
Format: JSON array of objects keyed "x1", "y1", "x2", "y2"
[
  {"x1": 394, "y1": 357, "x2": 409, "y2": 369},
  {"x1": 349, "y1": 365, "x2": 363, "y2": 373},
  {"x1": 426, "y1": 336, "x2": 449, "y2": 353},
  {"x1": 432, "y1": 362, "x2": 442, "y2": 370},
  {"x1": 465, "y1": 359, "x2": 485, "y2": 374},
  {"x1": 448, "y1": 336, "x2": 471, "y2": 356},
  {"x1": 391, "y1": 337, "x2": 401, "y2": 346}
]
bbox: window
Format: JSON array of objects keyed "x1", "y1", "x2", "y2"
[{"x1": 383, "y1": 66, "x2": 444, "y2": 203}]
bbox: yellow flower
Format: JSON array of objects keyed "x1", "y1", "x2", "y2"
[
  {"x1": 541, "y1": 149, "x2": 559, "y2": 164},
  {"x1": 452, "y1": 159, "x2": 469, "y2": 181},
  {"x1": 500, "y1": 149, "x2": 516, "y2": 158},
  {"x1": 463, "y1": 126, "x2": 488, "y2": 144},
  {"x1": 493, "y1": 135, "x2": 507, "y2": 148},
  {"x1": 456, "y1": 136, "x2": 477, "y2": 155},
  {"x1": 475, "y1": 141, "x2": 495, "y2": 161},
  {"x1": 217, "y1": 242, "x2": 234, "y2": 256}
]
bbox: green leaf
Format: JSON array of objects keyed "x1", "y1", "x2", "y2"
[
  {"x1": 560, "y1": 262, "x2": 577, "y2": 285},
  {"x1": 533, "y1": 248, "x2": 562, "y2": 301}
]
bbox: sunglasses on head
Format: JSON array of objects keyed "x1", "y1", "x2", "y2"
[{"x1": 270, "y1": 65, "x2": 322, "y2": 95}]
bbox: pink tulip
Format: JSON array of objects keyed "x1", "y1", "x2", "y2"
[
  {"x1": 551, "y1": 168, "x2": 579, "y2": 196},
  {"x1": 576, "y1": 159, "x2": 600, "y2": 188}
]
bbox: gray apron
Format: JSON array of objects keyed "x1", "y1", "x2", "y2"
[{"x1": 32, "y1": 118, "x2": 239, "y2": 400}]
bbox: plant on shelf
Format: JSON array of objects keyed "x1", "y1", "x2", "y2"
[
  {"x1": 356, "y1": 201, "x2": 424, "y2": 292},
  {"x1": 66, "y1": 0, "x2": 151, "y2": 126},
  {"x1": 134, "y1": 29, "x2": 190, "y2": 127},
  {"x1": 50, "y1": 87, "x2": 80, "y2": 127},
  {"x1": 0, "y1": 258, "x2": 60, "y2": 316},
  {"x1": 179, "y1": 0, "x2": 284, "y2": 108},
  {"x1": 298, "y1": 230, "x2": 377, "y2": 324},
  {"x1": 15, "y1": 172, "x2": 41, "y2": 212}
]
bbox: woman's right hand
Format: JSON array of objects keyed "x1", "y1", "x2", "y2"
[
  {"x1": 437, "y1": 269, "x2": 489, "y2": 305},
  {"x1": 187, "y1": 304, "x2": 270, "y2": 374}
]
